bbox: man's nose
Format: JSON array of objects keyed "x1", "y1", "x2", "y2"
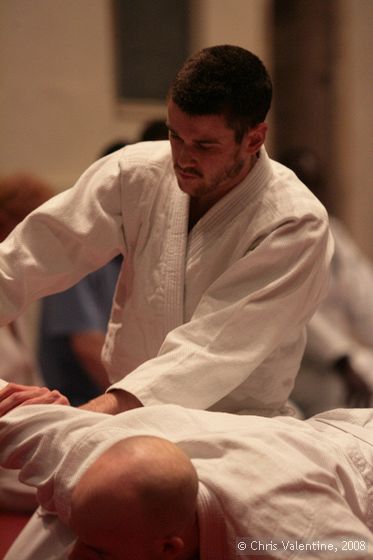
[{"x1": 177, "y1": 144, "x2": 197, "y2": 168}]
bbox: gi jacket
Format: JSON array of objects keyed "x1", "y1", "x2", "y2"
[{"x1": 0, "y1": 142, "x2": 333, "y2": 414}]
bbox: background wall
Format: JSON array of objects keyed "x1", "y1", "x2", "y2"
[
  {"x1": 0, "y1": 0, "x2": 119, "y2": 188},
  {"x1": 0, "y1": 0, "x2": 272, "y2": 189},
  {"x1": 333, "y1": 0, "x2": 373, "y2": 258},
  {"x1": 0, "y1": 0, "x2": 372, "y2": 257},
  {"x1": 272, "y1": 0, "x2": 338, "y2": 211}
]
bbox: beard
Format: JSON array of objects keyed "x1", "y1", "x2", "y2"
[{"x1": 188, "y1": 155, "x2": 246, "y2": 199}]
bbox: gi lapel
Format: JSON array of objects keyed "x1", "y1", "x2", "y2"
[{"x1": 161, "y1": 185, "x2": 189, "y2": 336}]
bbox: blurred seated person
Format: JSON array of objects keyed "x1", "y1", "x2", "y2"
[
  {"x1": 38, "y1": 256, "x2": 122, "y2": 405},
  {"x1": 0, "y1": 173, "x2": 52, "y2": 511},
  {"x1": 38, "y1": 130, "x2": 170, "y2": 406},
  {"x1": 38, "y1": 142, "x2": 127, "y2": 406},
  {"x1": 281, "y1": 148, "x2": 373, "y2": 416}
]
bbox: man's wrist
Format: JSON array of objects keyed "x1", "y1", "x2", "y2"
[{"x1": 79, "y1": 389, "x2": 142, "y2": 414}]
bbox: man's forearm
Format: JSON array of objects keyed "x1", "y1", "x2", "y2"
[
  {"x1": 71, "y1": 332, "x2": 110, "y2": 391},
  {"x1": 79, "y1": 389, "x2": 143, "y2": 414}
]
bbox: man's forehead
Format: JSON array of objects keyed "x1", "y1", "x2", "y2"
[{"x1": 166, "y1": 101, "x2": 234, "y2": 141}]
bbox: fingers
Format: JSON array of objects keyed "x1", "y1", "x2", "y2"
[
  {"x1": 0, "y1": 382, "x2": 33, "y2": 397},
  {"x1": 0, "y1": 384, "x2": 70, "y2": 416},
  {"x1": 18, "y1": 390, "x2": 70, "y2": 408},
  {"x1": 0, "y1": 383, "x2": 32, "y2": 414}
]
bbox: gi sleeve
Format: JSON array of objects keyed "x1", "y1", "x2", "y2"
[
  {"x1": 0, "y1": 402, "x2": 109, "y2": 519},
  {"x1": 0, "y1": 399, "x2": 221, "y2": 523},
  {"x1": 0, "y1": 155, "x2": 125, "y2": 325}
]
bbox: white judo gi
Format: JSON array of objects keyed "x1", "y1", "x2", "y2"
[
  {"x1": 0, "y1": 142, "x2": 332, "y2": 415},
  {"x1": 0, "y1": 376, "x2": 373, "y2": 560}
]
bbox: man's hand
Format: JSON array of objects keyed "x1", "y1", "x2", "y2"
[
  {"x1": 79, "y1": 389, "x2": 142, "y2": 414},
  {"x1": 0, "y1": 383, "x2": 70, "y2": 416}
]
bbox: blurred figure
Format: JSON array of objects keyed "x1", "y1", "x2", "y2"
[
  {"x1": 281, "y1": 148, "x2": 373, "y2": 416},
  {"x1": 0, "y1": 174, "x2": 51, "y2": 389},
  {"x1": 38, "y1": 142, "x2": 128, "y2": 406},
  {"x1": 140, "y1": 119, "x2": 168, "y2": 141},
  {"x1": 0, "y1": 173, "x2": 52, "y2": 512},
  {"x1": 38, "y1": 257, "x2": 122, "y2": 405},
  {"x1": 0, "y1": 173, "x2": 52, "y2": 241},
  {"x1": 39, "y1": 131, "x2": 167, "y2": 407}
]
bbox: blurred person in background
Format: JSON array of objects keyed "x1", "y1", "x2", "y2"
[
  {"x1": 38, "y1": 127, "x2": 169, "y2": 406},
  {"x1": 38, "y1": 141, "x2": 125, "y2": 404},
  {"x1": 281, "y1": 148, "x2": 373, "y2": 416},
  {"x1": 37, "y1": 140, "x2": 126, "y2": 405},
  {"x1": 0, "y1": 173, "x2": 52, "y2": 512},
  {"x1": 38, "y1": 254, "x2": 122, "y2": 405}
]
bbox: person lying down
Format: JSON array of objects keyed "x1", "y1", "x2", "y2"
[{"x1": 0, "y1": 378, "x2": 373, "y2": 560}]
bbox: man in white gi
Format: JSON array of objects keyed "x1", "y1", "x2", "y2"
[
  {"x1": 0, "y1": 45, "x2": 333, "y2": 417},
  {"x1": 0, "y1": 173, "x2": 52, "y2": 512},
  {"x1": 0, "y1": 379, "x2": 373, "y2": 560}
]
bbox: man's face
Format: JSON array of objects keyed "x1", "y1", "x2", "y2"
[
  {"x1": 68, "y1": 498, "x2": 172, "y2": 560},
  {"x1": 68, "y1": 527, "x2": 151, "y2": 560},
  {"x1": 167, "y1": 100, "x2": 259, "y2": 204}
]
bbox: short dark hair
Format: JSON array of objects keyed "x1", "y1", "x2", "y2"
[{"x1": 168, "y1": 45, "x2": 272, "y2": 142}]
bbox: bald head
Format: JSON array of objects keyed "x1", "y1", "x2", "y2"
[{"x1": 69, "y1": 436, "x2": 199, "y2": 560}]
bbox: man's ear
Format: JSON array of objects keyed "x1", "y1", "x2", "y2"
[
  {"x1": 245, "y1": 122, "x2": 267, "y2": 154},
  {"x1": 158, "y1": 536, "x2": 185, "y2": 559}
]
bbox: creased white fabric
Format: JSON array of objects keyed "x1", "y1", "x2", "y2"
[{"x1": 1, "y1": 402, "x2": 373, "y2": 559}]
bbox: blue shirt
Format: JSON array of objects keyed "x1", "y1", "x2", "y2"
[{"x1": 38, "y1": 256, "x2": 122, "y2": 406}]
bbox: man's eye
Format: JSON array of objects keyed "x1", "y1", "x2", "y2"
[{"x1": 196, "y1": 143, "x2": 213, "y2": 151}]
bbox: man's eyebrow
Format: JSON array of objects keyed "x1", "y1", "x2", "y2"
[
  {"x1": 196, "y1": 138, "x2": 220, "y2": 144},
  {"x1": 166, "y1": 124, "x2": 221, "y2": 144}
]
